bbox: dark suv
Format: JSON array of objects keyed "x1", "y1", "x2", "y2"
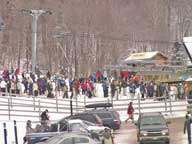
[
  {"x1": 65, "y1": 113, "x2": 103, "y2": 126},
  {"x1": 136, "y1": 112, "x2": 170, "y2": 144},
  {"x1": 85, "y1": 103, "x2": 121, "y2": 130}
]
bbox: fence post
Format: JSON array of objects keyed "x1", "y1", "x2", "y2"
[
  {"x1": 84, "y1": 95, "x2": 86, "y2": 111},
  {"x1": 169, "y1": 97, "x2": 172, "y2": 114},
  {"x1": 33, "y1": 96, "x2": 36, "y2": 111},
  {"x1": 76, "y1": 96, "x2": 78, "y2": 113},
  {"x1": 56, "y1": 94, "x2": 58, "y2": 112},
  {"x1": 14, "y1": 120, "x2": 18, "y2": 144},
  {"x1": 165, "y1": 95, "x2": 167, "y2": 112},
  {"x1": 3, "y1": 123, "x2": 7, "y2": 144},
  {"x1": 138, "y1": 92, "x2": 141, "y2": 114},
  {"x1": 8, "y1": 98, "x2": 11, "y2": 120},
  {"x1": 38, "y1": 100, "x2": 41, "y2": 121},
  {"x1": 70, "y1": 97, "x2": 73, "y2": 116},
  {"x1": 9, "y1": 94, "x2": 13, "y2": 109}
]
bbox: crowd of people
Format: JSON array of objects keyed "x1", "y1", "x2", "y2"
[{"x1": 0, "y1": 68, "x2": 189, "y2": 101}]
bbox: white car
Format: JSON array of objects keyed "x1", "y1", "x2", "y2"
[
  {"x1": 37, "y1": 133, "x2": 102, "y2": 144},
  {"x1": 68, "y1": 119, "x2": 108, "y2": 134}
]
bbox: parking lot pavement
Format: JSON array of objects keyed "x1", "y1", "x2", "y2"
[{"x1": 114, "y1": 118, "x2": 188, "y2": 144}]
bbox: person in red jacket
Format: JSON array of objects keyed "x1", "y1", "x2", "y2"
[
  {"x1": 125, "y1": 102, "x2": 134, "y2": 123},
  {"x1": 96, "y1": 70, "x2": 101, "y2": 82},
  {"x1": 81, "y1": 81, "x2": 87, "y2": 95}
]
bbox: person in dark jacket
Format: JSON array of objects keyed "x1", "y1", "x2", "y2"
[
  {"x1": 111, "y1": 80, "x2": 116, "y2": 98},
  {"x1": 47, "y1": 81, "x2": 54, "y2": 98},
  {"x1": 184, "y1": 113, "x2": 192, "y2": 144},
  {"x1": 121, "y1": 79, "x2": 127, "y2": 96},
  {"x1": 140, "y1": 82, "x2": 146, "y2": 100},
  {"x1": 102, "y1": 80, "x2": 108, "y2": 98},
  {"x1": 40, "y1": 109, "x2": 50, "y2": 126}
]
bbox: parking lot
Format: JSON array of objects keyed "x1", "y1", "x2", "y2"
[{"x1": 114, "y1": 118, "x2": 188, "y2": 144}]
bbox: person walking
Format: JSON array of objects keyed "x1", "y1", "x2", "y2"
[
  {"x1": 184, "y1": 113, "x2": 192, "y2": 144},
  {"x1": 125, "y1": 102, "x2": 134, "y2": 123},
  {"x1": 23, "y1": 120, "x2": 36, "y2": 144},
  {"x1": 0, "y1": 79, "x2": 7, "y2": 96},
  {"x1": 121, "y1": 78, "x2": 127, "y2": 96},
  {"x1": 26, "y1": 120, "x2": 35, "y2": 133},
  {"x1": 129, "y1": 82, "x2": 136, "y2": 100},
  {"x1": 110, "y1": 80, "x2": 116, "y2": 98},
  {"x1": 114, "y1": 79, "x2": 120, "y2": 100},
  {"x1": 63, "y1": 83, "x2": 68, "y2": 98},
  {"x1": 102, "y1": 80, "x2": 108, "y2": 98},
  {"x1": 140, "y1": 81, "x2": 145, "y2": 100},
  {"x1": 47, "y1": 81, "x2": 54, "y2": 98}
]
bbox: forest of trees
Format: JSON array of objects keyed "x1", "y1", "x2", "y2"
[{"x1": 0, "y1": 0, "x2": 192, "y2": 77}]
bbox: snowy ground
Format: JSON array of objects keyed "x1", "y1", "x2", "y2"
[{"x1": 0, "y1": 84, "x2": 188, "y2": 144}]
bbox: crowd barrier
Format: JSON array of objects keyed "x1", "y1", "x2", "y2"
[{"x1": 0, "y1": 91, "x2": 188, "y2": 121}]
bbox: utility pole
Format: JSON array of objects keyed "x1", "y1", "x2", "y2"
[
  {"x1": 0, "y1": 17, "x2": 4, "y2": 31},
  {"x1": 22, "y1": 9, "x2": 51, "y2": 73}
]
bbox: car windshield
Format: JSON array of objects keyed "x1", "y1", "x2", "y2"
[
  {"x1": 83, "y1": 120, "x2": 97, "y2": 126},
  {"x1": 96, "y1": 113, "x2": 112, "y2": 119},
  {"x1": 111, "y1": 111, "x2": 120, "y2": 118},
  {"x1": 81, "y1": 122, "x2": 89, "y2": 129},
  {"x1": 58, "y1": 118, "x2": 67, "y2": 124},
  {"x1": 140, "y1": 115, "x2": 166, "y2": 127},
  {"x1": 70, "y1": 123, "x2": 88, "y2": 132}
]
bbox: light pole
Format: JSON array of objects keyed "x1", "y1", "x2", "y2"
[
  {"x1": 22, "y1": 9, "x2": 51, "y2": 73},
  {"x1": 0, "y1": 17, "x2": 4, "y2": 31}
]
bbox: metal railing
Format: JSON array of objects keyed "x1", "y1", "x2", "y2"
[{"x1": 0, "y1": 92, "x2": 188, "y2": 121}]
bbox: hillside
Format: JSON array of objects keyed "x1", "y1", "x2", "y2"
[{"x1": 0, "y1": 0, "x2": 191, "y2": 76}]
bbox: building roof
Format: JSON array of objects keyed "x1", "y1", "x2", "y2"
[{"x1": 124, "y1": 51, "x2": 167, "y2": 61}]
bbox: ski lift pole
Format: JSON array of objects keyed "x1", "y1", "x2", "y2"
[
  {"x1": 3, "y1": 123, "x2": 7, "y2": 144},
  {"x1": 70, "y1": 97, "x2": 73, "y2": 116},
  {"x1": 14, "y1": 120, "x2": 18, "y2": 144}
]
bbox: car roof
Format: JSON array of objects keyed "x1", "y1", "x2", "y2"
[
  {"x1": 67, "y1": 119, "x2": 83, "y2": 123},
  {"x1": 140, "y1": 112, "x2": 162, "y2": 117},
  {"x1": 73, "y1": 112, "x2": 95, "y2": 115},
  {"x1": 57, "y1": 133, "x2": 90, "y2": 138},
  {"x1": 27, "y1": 132, "x2": 66, "y2": 137},
  {"x1": 88, "y1": 108, "x2": 117, "y2": 114},
  {"x1": 85, "y1": 103, "x2": 113, "y2": 109},
  {"x1": 37, "y1": 132, "x2": 92, "y2": 144}
]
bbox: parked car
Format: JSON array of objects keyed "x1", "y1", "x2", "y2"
[
  {"x1": 67, "y1": 119, "x2": 106, "y2": 134},
  {"x1": 25, "y1": 119, "x2": 105, "y2": 144},
  {"x1": 50, "y1": 119, "x2": 108, "y2": 141},
  {"x1": 85, "y1": 103, "x2": 121, "y2": 130},
  {"x1": 136, "y1": 112, "x2": 170, "y2": 144},
  {"x1": 65, "y1": 112, "x2": 103, "y2": 126},
  {"x1": 24, "y1": 132, "x2": 65, "y2": 144},
  {"x1": 36, "y1": 133, "x2": 102, "y2": 144}
]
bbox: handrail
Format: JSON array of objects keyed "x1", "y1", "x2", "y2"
[{"x1": 0, "y1": 93, "x2": 188, "y2": 121}]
